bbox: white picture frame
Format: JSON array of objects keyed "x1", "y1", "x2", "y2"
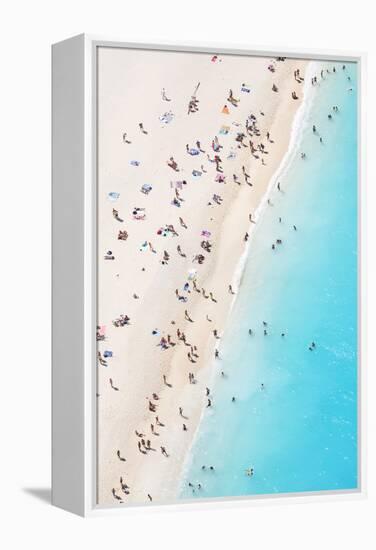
[{"x1": 52, "y1": 34, "x2": 366, "y2": 517}]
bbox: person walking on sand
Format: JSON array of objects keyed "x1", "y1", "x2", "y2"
[
  {"x1": 161, "y1": 88, "x2": 171, "y2": 101},
  {"x1": 117, "y1": 450, "x2": 126, "y2": 462},
  {"x1": 139, "y1": 123, "x2": 148, "y2": 134},
  {"x1": 112, "y1": 488, "x2": 123, "y2": 502},
  {"x1": 156, "y1": 416, "x2": 165, "y2": 427},
  {"x1": 179, "y1": 217, "x2": 188, "y2": 229},
  {"x1": 177, "y1": 245, "x2": 186, "y2": 258},
  {"x1": 163, "y1": 374, "x2": 172, "y2": 387},
  {"x1": 185, "y1": 310, "x2": 194, "y2": 322},
  {"x1": 161, "y1": 446, "x2": 169, "y2": 457},
  {"x1": 167, "y1": 157, "x2": 180, "y2": 171},
  {"x1": 228, "y1": 284, "x2": 235, "y2": 295}
]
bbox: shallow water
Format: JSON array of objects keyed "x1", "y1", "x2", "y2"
[{"x1": 180, "y1": 61, "x2": 358, "y2": 500}]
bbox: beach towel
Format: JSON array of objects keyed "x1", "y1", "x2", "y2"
[
  {"x1": 201, "y1": 230, "x2": 211, "y2": 238},
  {"x1": 108, "y1": 192, "x2": 120, "y2": 201},
  {"x1": 141, "y1": 184, "x2": 152, "y2": 194},
  {"x1": 187, "y1": 269, "x2": 197, "y2": 280},
  {"x1": 222, "y1": 105, "x2": 230, "y2": 114},
  {"x1": 170, "y1": 181, "x2": 183, "y2": 190},
  {"x1": 159, "y1": 111, "x2": 174, "y2": 124},
  {"x1": 130, "y1": 160, "x2": 140, "y2": 166},
  {"x1": 192, "y1": 170, "x2": 202, "y2": 177},
  {"x1": 103, "y1": 351, "x2": 113, "y2": 358},
  {"x1": 187, "y1": 148, "x2": 200, "y2": 156},
  {"x1": 219, "y1": 125, "x2": 230, "y2": 135}
]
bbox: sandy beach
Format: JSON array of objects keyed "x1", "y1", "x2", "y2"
[{"x1": 96, "y1": 47, "x2": 309, "y2": 506}]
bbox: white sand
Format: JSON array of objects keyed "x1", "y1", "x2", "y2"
[{"x1": 97, "y1": 47, "x2": 308, "y2": 506}]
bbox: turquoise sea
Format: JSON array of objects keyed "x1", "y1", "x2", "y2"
[{"x1": 180, "y1": 61, "x2": 358, "y2": 500}]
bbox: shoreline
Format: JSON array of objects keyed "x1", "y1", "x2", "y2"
[
  {"x1": 177, "y1": 60, "x2": 321, "y2": 495},
  {"x1": 178, "y1": 60, "x2": 358, "y2": 499},
  {"x1": 97, "y1": 50, "x2": 311, "y2": 506}
]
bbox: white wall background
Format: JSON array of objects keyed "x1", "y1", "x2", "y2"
[{"x1": 0, "y1": 1, "x2": 374, "y2": 548}]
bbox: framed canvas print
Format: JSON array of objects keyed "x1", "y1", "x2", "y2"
[{"x1": 52, "y1": 35, "x2": 365, "y2": 516}]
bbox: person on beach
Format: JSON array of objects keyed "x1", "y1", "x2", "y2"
[
  {"x1": 110, "y1": 378, "x2": 119, "y2": 391},
  {"x1": 163, "y1": 374, "x2": 172, "y2": 387},
  {"x1": 155, "y1": 416, "x2": 164, "y2": 427},
  {"x1": 228, "y1": 285, "x2": 235, "y2": 295},
  {"x1": 120, "y1": 477, "x2": 129, "y2": 493},
  {"x1": 112, "y1": 208, "x2": 123, "y2": 222},
  {"x1": 98, "y1": 351, "x2": 107, "y2": 367},
  {"x1": 177, "y1": 245, "x2": 186, "y2": 257},
  {"x1": 179, "y1": 216, "x2": 187, "y2": 229},
  {"x1": 185, "y1": 310, "x2": 194, "y2": 322},
  {"x1": 117, "y1": 450, "x2": 126, "y2": 462},
  {"x1": 227, "y1": 89, "x2": 240, "y2": 107},
  {"x1": 160, "y1": 446, "x2": 169, "y2": 457},
  {"x1": 161, "y1": 88, "x2": 171, "y2": 101},
  {"x1": 139, "y1": 123, "x2": 148, "y2": 134},
  {"x1": 167, "y1": 157, "x2": 179, "y2": 171},
  {"x1": 112, "y1": 488, "x2": 123, "y2": 502}
]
